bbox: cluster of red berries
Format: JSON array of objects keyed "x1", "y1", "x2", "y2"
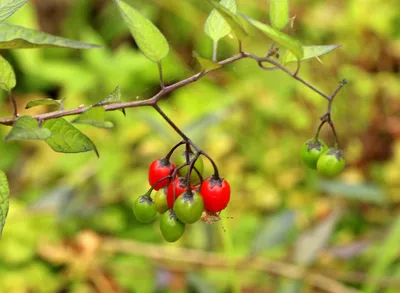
[
  {"x1": 133, "y1": 146, "x2": 231, "y2": 242},
  {"x1": 300, "y1": 138, "x2": 345, "y2": 176}
]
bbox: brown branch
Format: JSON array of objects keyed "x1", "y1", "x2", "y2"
[
  {"x1": 328, "y1": 271, "x2": 400, "y2": 288},
  {"x1": 0, "y1": 52, "x2": 344, "y2": 127},
  {"x1": 101, "y1": 238, "x2": 361, "y2": 293}
]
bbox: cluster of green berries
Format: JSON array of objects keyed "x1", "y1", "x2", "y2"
[
  {"x1": 300, "y1": 138, "x2": 346, "y2": 176},
  {"x1": 133, "y1": 149, "x2": 231, "y2": 242}
]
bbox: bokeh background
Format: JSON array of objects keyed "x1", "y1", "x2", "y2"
[{"x1": 0, "y1": 0, "x2": 400, "y2": 292}]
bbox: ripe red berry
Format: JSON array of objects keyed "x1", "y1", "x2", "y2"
[
  {"x1": 148, "y1": 159, "x2": 175, "y2": 191},
  {"x1": 167, "y1": 177, "x2": 193, "y2": 208},
  {"x1": 200, "y1": 176, "x2": 230, "y2": 212}
]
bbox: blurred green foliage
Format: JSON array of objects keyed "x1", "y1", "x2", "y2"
[{"x1": 0, "y1": 0, "x2": 400, "y2": 292}]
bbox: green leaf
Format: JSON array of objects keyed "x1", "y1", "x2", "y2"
[
  {"x1": 240, "y1": 14, "x2": 303, "y2": 59},
  {"x1": 385, "y1": 264, "x2": 400, "y2": 293},
  {"x1": 294, "y1": 210, "x2": 341, "y2": 266},
  {"x1": 114, "y1": 0, "x2": 169, "y2": 63},
  {"x1": 0, "y1": 23, "x2": 101, "y2": 49},
  {"x1": 0, "y1": 0, "x2": 27, "y2": 24},
  {"x1": 204, "y1": 0, "x2": 237, "y2": 43},
  {"x1": 250, "y1": 210, "x2": 296, "y2": 256},
  {"x1": 278, "y1": 280, "x2": 303, "y2": 293},
  {"x1": 206, "y1": 0, "x2": 247, "y2": 40},
  {"x1": 5, "y1": 116, "x2": 52, "y2": 141},
  {"x1": 93, "y1": 86, "x2": 125, "y2": 116},
  {"x1": 0, "y1": 54, "x2": 15, "y2": 91},
  {"x1": 318, "y1": 180, "x2": 386, "y2": 204},
  {"x1": 72, "y1": 107, "x2": 114, "y2": 129},
  {"x1": 363, "y1": 217, "x2": 400, "y2": 293},
  {"x1": 187, "y1": 273, "x2": 217, "y2": 293},
  {"x1": 0, "y1": 170, "x2": 9, "y2": 236},
  {"x1": 282, "y1": 45, "x2": 342, "y2": 64},
  {"x1": 43, "y1": 118, "x2": 99, "y2": 157},
  {"x1": 94, "y1": 86, "x2": 122, "y2": 106},
  {"x1": 193, "y1": 51, "x2": 222, "y2": 71},
  {"x1": 270, "y1": 0, "x2": 289, "y2": 30},
  {"x1": 25, "y1": 98, "x2": 65, "y2": 110}
]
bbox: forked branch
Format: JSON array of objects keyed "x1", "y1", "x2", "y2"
[{"x1": 0, "y1": 52, "x2": 346, "y2": 131}]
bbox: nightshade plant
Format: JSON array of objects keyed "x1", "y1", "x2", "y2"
[{"x1": 0, "y1": 0, "x2": 347, "y2": 239}]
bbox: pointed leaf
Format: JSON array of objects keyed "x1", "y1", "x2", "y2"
[
  {"x1": 363, "y1": 216, "x2": 400, "y2": 293},
  {"x1": 241, "y1": 14, "x2": 303, "y2": 59},
  {"x1": 206, "y1": 0, "x2": 247, "y2": 40},
  {"x1": 0, "y1": 54, "x2": 15, "y2": 91},
  {"x1": 282, "y1": 45, "x2": 342, "y2": 64},
  {"x1": 294, "y1": 210, "x2": 341, "y2": 266},
  {"x1": 250, "y1": 210, "x2": 296, "y2": 256},
  {"x1": 114, "y1": 0, "x2": 169, "y2": 62},
  {"x1": 5, "y1": 116, "x2": 52, "y2": 141},
  {"x1": 0, "y1": 0, "x2": 27, "y2": 24},
  {"x1": 270, "y1": 0, "x2": 289, "y2": 30},
  {"x1": 193, "y1": 51, "x2": 222, "y2": 71},
  {"x1": 94, "y1": 86, "x2": 122, "y2": 106},
  {"x1": 25, "y1": 98, "x2": 64, "y2": 110},
  {"x1": 93, "y1": 86, "x2": 125, "y2": 116},
  {"x1": 43, "y1": 118, "x2": 99, "y2": 157},
  {"x1": 318, "y1": 180, "x2": 386, "y2": 204},
  {"x1": 0, "y1": 170, "x2": 9, "y2": 236},
  {"x1": 0, "y1": 23, "x2": 101, "y2": 49},
  {"x1": 72, "y1": 107, "x2": 114, "y2": 129},
  {"x1": 204, "y1": 0, "x2": 237, "y2": 43}
]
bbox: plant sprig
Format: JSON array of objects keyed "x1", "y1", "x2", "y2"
[{"x1": 0, "y1": 52, "x2": 346, "y2": 127}]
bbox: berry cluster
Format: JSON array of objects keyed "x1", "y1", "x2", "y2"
[
  {"x1": 133, "y1": 142, "x2": 231, "y2": 242},
  {"x1": 300, "y1": 121, "x2": 346, "y2": 177},
  {"x1": 300, "y1": 138, "x2": 345, "y2": 176}
]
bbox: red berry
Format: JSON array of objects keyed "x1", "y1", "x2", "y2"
[
  {"x1": 148, "y1": 159, "x2": 175, "y2": 191},
  {"x1": 200, "y1": 176, "x2": 230, "y2": 212},
  {"x1": 167, "y1": 177, "x2": 193, "y2": 208}
]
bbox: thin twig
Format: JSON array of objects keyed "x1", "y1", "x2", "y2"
[
  {"x1": 212, "y1": 41, "x2": 218, "y2": 62},
  {"x1": 294, "y1": 60, "x2": 301, "y2": 76},
  {"x1": 328, "y1": 120, "x2": 340, "y2": 148},
  {"x1": 152, "y1": 103, "x2": 189, "y2": 140},
  {"x1": 258, "y1": 62, "x2": 279, "y2": 71},
  {"x1": 331, "y1": 79, "x2": 348, "y2": 100},
  {"x1": 158, "y1": 62, "x2": 165, "y2": 88},
  {"x1": 245, "y1": 52, "x2": 333, "y2": 101},
  {"x1": 100, "y1": 238, "x2": 361, "y2": 293},
  {"x1": 8, "y1": 91, "x2": 18, "y2": 118},
  {"x1": 314, "y1": 120, "x2": 326, "y2": 140},
  {"x1": 317, "y1": 79, "x2": 347, "y2": 147}
]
